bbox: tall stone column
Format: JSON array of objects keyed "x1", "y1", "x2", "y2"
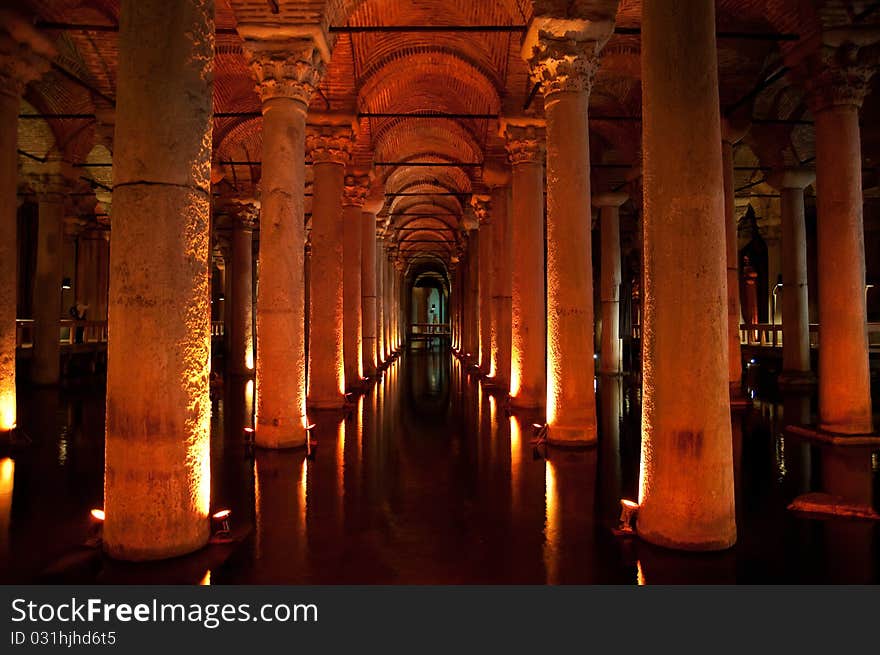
[
  {"x1": 361, "y1": 196, "x2": 382, "y2": 377},
  {"x1": 376, "y1": 238, "x2": 385, "y2": 365},
  {"x1": 768, "y1": 169, "x2": 815, "y2": 386},
  {"x1": 472, "y1": 195, "x2": 492, "y2": 374},
  {"x1": 524, "y1": 20, "x2": 609, "y2": 444},
  {"x1": 799, "y1": 37, "x2": 875, "y2": 435},
  {"x1": 484, "y1": 165, "x2": 512, "y2": 389},
  {"x1": 0, "y1": 15, "x2": 54, "y2": 431},
  {"x1": 502, "y1": 121, "x2": 545, "y2": 409},
  {"x1": 637, "y1": 0, "x2": 736, "y2": 551},
  {"x1": 466, "y1": 228, "x2": 480, "y2": 362},
  {"x1": 343, "y1": 173, "x2": 368, "y2": 387},
  {"x1": 104, "y1": 0, "x2": 215, "y2": 560},
  {"x1": 721, "y1": 120, "x2": 748, "y2": 402},
  {"x1": 30, "y1": 164, "x2": 73, "y2": 385},
  {"x1": 242, "y1": 36, "x2": 324, "y2": 448},
  {"x1": 228, "y1": 202, "x2": 258, "y2": 376},
  {"x1": 593, "y1": 192, "x2": 627, "y2": 376},
  {"x1": 307, "y1": 122, "x2": 352, "y2": 408}
]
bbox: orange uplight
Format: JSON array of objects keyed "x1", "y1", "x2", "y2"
[
  {"x1": 212, "y1": 509, "x2": 231, "y2": 520},
  {"x1": 621, "y1": 499, "x2": 639, "y2": 509},
  {"x1": 199, "y1": 570, "x2": 211, "y2": 586},
  {"x1": 0, "y1": 391, "x2": 15, "y2": 432},
  {"x1": 90, "y1": 508, "x2": 105, "y2": 521}
]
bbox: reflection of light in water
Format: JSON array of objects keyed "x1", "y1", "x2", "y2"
[
  {"x1": 199, "y1": 570, "x2": 211, "y2": 585},
  {"x1": 1, "y1": 458, "x2": 14, "y2": 557},
  {"x1": 544, "y1": 459, "x2": 559, "y2": 585},
  {"x1": 509, "y1": 416, "x2": 521, "y2": 511},
  {"x1": 489, "y1": 395, "x2": 497, "y2": 439},
  {"x1": 245, "y1": 379, "x2": 254, "y2": 424},
  {"x1": 357, "y1": 396, "x2": 364, "y2": 456},
  {"x1": 300, "y1": 458, "x2": 308, "y2": 537},
  {"x1": 337, "y1": 419, "x2": 345, "y2": 506},
  {"x1": 58, "y1": 430, "x2": 68, "y2": 466},
  {"x1": 775, "y1": 436, "x2": 787, "y2": 481},
  {"x1": 253, "y1": 460, "x2": 261, "y2": 557},
  {"x1": 873, "y1": 453, "x2": 879, "y2": 473},
  {"x1": 637, "y1": 560, "x2": 646, "y2": 585}
]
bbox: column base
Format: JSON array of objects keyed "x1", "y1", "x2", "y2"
[
  {"x1": 546, "y1": 423, "x2": 597, "y2": 447},
  {"x1": 777, "y1": 370, "x2": 816, "y2": 390},
  {"x1": 255, "y1": 423, "x2": 309, "y2": 449},
  {"x1": 598, "y1": 369, "x2": 623, "y2": 377},
  {"x1": 307, "y1": 396, "x2": 346, "y2": 411},
  {"x1": 103, "y1": 528, "x2": 210, "y2": 562},
  {"x1": 635, "y1": 521, "x2": 736, "y2": 552},
  {"x1": 480, "y1": 376, "x2": 508, "y2": 393},
  {"x1": 788, "y1": 492, "x2": 880, "y2": 520},
  {"x1": 784, "y1": 424, "x2": 880, "y2": 446},
  {"x1": 228, "y1": 369, "x2": 256, "y2": 379},
  {"x1": 509, "y1": 394, "x2": 544, "y2": 411}
]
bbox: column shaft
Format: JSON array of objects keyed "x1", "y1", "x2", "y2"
[
  {"x1": 780, "y1": 186, "x2": 811, "y2": 377},
  {"x1": 476, "y1": 203, "x2": 493, "y2": 374},
  {"x1": 229, "y1": 218, "x2": 254, "y2": 376},
  {"x1": 722, "y1": 139, "x2": 744, "y2": 397},
  {"x1": 637, "y1": 0, "x2": 736, "y2": 550},
  {"x1": 31, "y1": 198, "x2": 64, "y2": 384},
  {"x1": 104, "y1": 0, "x2": 215, "y2": 560},
  {"x1": 814, "y1": 106, "x2": 873, "y2": 434},
  {"x1": 0, "y1": 91, "x2": 16, "y2": 430},
  {"x1": 490, "y1": 185, "x2": 512, "y2": 388},
  {"x1": 508, "y1": 154, "x2": 545, "y2": 408},
  {"x1": 599, "y1": 203, "x2": 622, "y2": 375},
  {"x1": 544, "y1": 79, "x2": 596, "y2": 443},
  {"x1": 361, "y1": 211, "x2": 377, "y2": 376},
  {"x1": 308, "y1": 159, "x2": 346, "y2": 408},
  {"x1": 376, "y1": 241, "x2": 385, "y2": 364},
  {"x1": 343, "y1": 202, "x2": 363, "y2": 387}
]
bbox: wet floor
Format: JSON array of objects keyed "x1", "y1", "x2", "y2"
[{"x1": 1, "y1": 348, "x2": 879, "y2": 584}]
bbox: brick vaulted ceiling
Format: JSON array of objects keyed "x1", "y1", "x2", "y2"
[{"x1": 14, "y1": 0, "x2": 880, "y2": 268}]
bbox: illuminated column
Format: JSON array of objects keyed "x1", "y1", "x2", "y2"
[
  {"x1": 637, "y1": 0, "x2": 736, "y2": 550},
  {"x1": 30, "y1": 163, "x2": 73, "y2": 385},
  {"x1": 306, "y1": 121, "x2": 352, "y2": 409},
  {"x1": 721, "y1": 120, "x2": 748, "y2": 401},
  {"x1": 343, "y1": 173, "x2": 369, "y2": 387},
  {"x1": 0, "y1": 15, "x2": 54, "y2": 431},
  {"x1": 502, "y1": 121, "x2": 545, "y2": 409},
  {"x1": 242, "y1": 36, "x2": 324, "y2": 448},
  {"x1": 228, "y1": 202, "x2": 257, "y2": 376},
  {"x1": 376, "y1": 238, "x2": 385, "y2": 365},
  {"x1": 466, "y1": 227, "x2": 480, "y2": 362},
  {"x1": 592, "y1": 192, "x2": 627, "y2": 376},
  {"x1": 361, "y1": 195, "x2": 382, "y2": 377},
  {"x1": 104, "y1": 0, "x2": 215, "y2": 560},
  {"x1": 472, "y1": 195, "x2": 492, "y2": 374},
  {"x1": 525, "y1": 20, "x2": 609, "y2": 444},
  {"x1": 485, "y1": 165, "x2": 512, "y2": 388},
  {"x1": 767, "y1": 168, "x2": 815, "y2": 385},
  {"x1": 800, "y1": 38, "x2": 874, "y2": 434}
]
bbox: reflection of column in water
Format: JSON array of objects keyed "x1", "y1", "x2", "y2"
[
  {"x1": 731, "y1": 410, "x2": 744, "y2": 524},
  {"x1": 821, "y1": 445, "x2": 874, "y2": 511},
  {"x1": 253, "y1": 449, "x2": 308, "y2": 583},
  {"x1": 597, "y1": 377, "x2": 623, "y2": 521},
  {"x1": 509, "y1": 416, "x2": 522, "y2": 518},
  {"x1": 0, "y1": 458, "x2": 13, "y2": 561},
  {"x1": 822, "y1": 519, "x2": 875, "y2": 583},
  {"x1": 543, "y1": 459, "x2": 559, "y2": 585}
]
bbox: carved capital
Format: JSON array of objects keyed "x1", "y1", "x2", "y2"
[
  {"x1": 306, "y1": 124, "x2": 353, "y2": 165},
  {"x1": 243, "y1": 39, "x2": 325, "y2": 106},
  {"x1": 231, "y1": 201, "x2": 260, "y2": 230},
  {"x1": 502, "y1": 121, "x2": 545, "y2": 165},
  {"x1": 0, "y1": 12, "x2": 56, "y2": 98},
  {"x1": 522, "y1": 18, "x2": 611, "y2": 97},
  {"x1": 343, "y1": 173, "x2": 370, "y2": 208},
  {"x1": 797, "y1": 41, "x2": 877, "y2": 112},
  {"x1": 470, "y1": 195, "x2": 492, "y2": 225}
]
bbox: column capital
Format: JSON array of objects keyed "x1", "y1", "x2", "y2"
[
  {"x1": 788, "y1": 30, "x2": 879, "y2": 112},
  {"x1": 482, "y1": 160, "x2": 510, "y2": 188},
  {"x1": 342, "y1": 173, "x2": 370, "y2": 208},
  {"x1": 521, "y1": 18, "x2": 612, "y2": 97},
  {"x1": 501, "y1": 119, "x2": 546, "y2": 165},
  {"x1": 592, "y1": 191, "x2": 629, "y2": 208},
  {"x1": 242, "y1": 38, "x2": 325, "y2": 107},
  {"x1": 460, "y1": 206, "x2": 480, "y2": 231},
  {"x1": 721, "y1": 116, "x2": 750, "y2": 145},
  {"x1": 230, "y1": 200, "x2": 260, "y2": 230},
  {"x1": 26, "y1": 157, "x2": 77, "y2": 203},
  {"x1": 0, "y1": 11, "x2": 56, "y2": 98},
  {"x1": 766, "y1": 167, "x2": 815, "y2": 191},
  {"x1": 470, "y1": 194, "x2": 492, "y2": 225},
  {"x1": 306, "y1": 119, "x2": 355, "y2": 165}
]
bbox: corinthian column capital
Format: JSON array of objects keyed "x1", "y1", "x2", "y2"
[
  {"x1": 500, "y1": 118, "x2": 546, "y2": 165},
  {"x1": 470, "y1": 194, "x2": 492, "y2": 225},
  {"x1": 342, "y1": 173, "x2": 370, "y2": 207},
  {"x1": 521, "y1": 18, "x2": 613, "y2": 97},
  {"x1": 306, "y1": 119, "x2": 355, "y2": 165},
  {"x1": 0, "y1": 11, "x2": 56, "y2": 98},
  {"x1": 242, "y1": 38, "x2": 325, "y2": 106}
]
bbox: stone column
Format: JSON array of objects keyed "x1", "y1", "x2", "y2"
[
  {"x1": 768, "y1": 169, "x2": 815, "y2": 386},
  {"x1": 242, "y1": 36, "x2": 324, "y2": 448},
  {"x1": 342, "y1": 173, "x2": 368, "y2": 387},
  {"x1": 593, "y1": 192, "x2": 627, "y2": 376},
  {"x1": 637, "y1": 0, "x2": 736, "y2": 551},
  {"x1": 104, "y1": 0, "x2": 215, "y2": 560},
  {"x1": 800, "y1": 38, "x2": 875, "y2": 435},
  {"x1": 502, "y1": 121, "x2": 545, "y2": 409},
  {"x1": 524, "y1": 20, "x2": 609, "y2": 444},
  {"x1": 228, "y1": 202, "x2": 258, "y2": 376},
  {"x1": 361, "y1": 196, "x2": 382, "y2": 377},
  {"x1": 30, "y1": 164, "x2": 73, "y2": 385},
  {"x1": 472, "y1": 195, "x2": 492, "y2": 374},
  {"x1": 0, "y1": 15, "x2": 54, "y2": 431},
  {"x1": 307, "y1": 122, "x2": 352, "y2": 408},
  {"x1": 721, "y1": 120, "x2": 748, "y2": 402},
  {"x1": 485, "y1": 165, "x2": 512, "y2": 388},
  {"x1": 376, "y1": 238, "x2": 385, "y2": 365},
  {"x1": 466, "y1": 228, "x2": 480, "y2": 362}
]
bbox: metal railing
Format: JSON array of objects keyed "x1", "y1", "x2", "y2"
[
  {"x1": 739, "y1": 322, "x2": 880, "y2": 350},
  {"x1": 16, "y1": 318, "x2": 108, "y2": 348},
  {"x1": 409, "y1": 323, "x2": 450, "y2": 337}
]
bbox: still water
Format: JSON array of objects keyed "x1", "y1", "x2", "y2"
[{"x1": 1, "y1": 349, "x2": 878, "y2": 583}]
